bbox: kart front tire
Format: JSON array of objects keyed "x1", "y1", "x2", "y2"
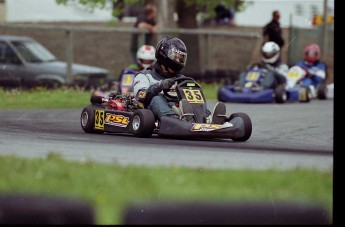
[
  {"x1": 80, "y1": 105, "x2": 104, "y2": 134},
  {"x1": 274, "y1": 85, "x2": 287, "y2": 103},
  {"x1": 228, "y1": 112, "x2": 252, "y2": 142},
  {"x1": 131, "y1": 109, "x2": 156, "y2": 138},
  {"x1": 217, "y1": 88, "x2": 225, "y2": 102}
]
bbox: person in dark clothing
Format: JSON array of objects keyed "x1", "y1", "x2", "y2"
[
  {"x1": 262, "y1": 10, "x2": 285, "y2": 48},
  {"x1": 133, "y1": 37, "x2": 227, "y2": 124},
  {"x1": 214, "y1": 3, "x2": 235, "y2": 26},
  {"x1": 130, "y1": 4, "x2": 157, "y2": 64}
]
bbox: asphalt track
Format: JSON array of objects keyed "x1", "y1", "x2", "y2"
[{"x1": 0, "y1": 99, "x2": 333, "y2": 171}]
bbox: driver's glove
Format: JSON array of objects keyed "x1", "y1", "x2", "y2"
[{"x1": 159, "y1": 78, "x2": 175, "y2": 90}]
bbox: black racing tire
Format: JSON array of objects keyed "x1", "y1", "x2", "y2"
[
  {"x1": 316, "y1": 82, "x2": 327, "y2": 100},
  {"x1": 228, "y1": 112, "x2": 252, "y2": 142},
  {"x1": 217, "y1": 88, "x2": 227, "y2": 102},
  {"x1": 80, "y1": 105, "x2": 104, "y2": 134},
  {"x1": 90, "y1": 95, "x2": 103, "y2": 104},
  {"x1": 130, "y1": 109, "x2": 156, "y2": 138},
  {"x1": 274, "y1": 85, "x2": 287, "y2": 103}
]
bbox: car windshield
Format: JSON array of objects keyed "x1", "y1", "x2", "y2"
[{"x1": 11, "y1": 40, "x2": 56, "y2": 63}]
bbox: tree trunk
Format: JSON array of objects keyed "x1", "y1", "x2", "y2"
[
  {"x1": 176, "y1": 0, "x2": 200, "y2": 74},
  {"x1": 156, "y1": 0, "x2": 176, "y2": 42}
]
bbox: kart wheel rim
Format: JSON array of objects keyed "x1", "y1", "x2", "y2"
[
  {"x1": 81, "y1": 112, "x2": 89, "y2": 127},
  {"x1": 132, "y1": 115, "x2": 141, "y2": 131}
]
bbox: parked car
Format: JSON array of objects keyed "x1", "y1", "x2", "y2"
[{"x1": 0, "y1": 35, "x2": 112, "y2": 89}]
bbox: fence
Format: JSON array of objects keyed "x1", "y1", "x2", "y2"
[{"x1": 0, "y1": 23, "x2": 334, "y2": 84}]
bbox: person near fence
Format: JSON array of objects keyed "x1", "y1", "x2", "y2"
[
  {"x1": 262, "y1": 10, "x2": 285, "y2": 49},
  {"x1": 130, "y1": 4, "x2": 158, "y2": 64},
  {"x1": 293, "y1": 43, "x2": 327, "y2": 88},
  {"x1": 214, "y1": 3, "x2": 236, "y2": 26},
  {"x1": 133, "y1": 37, "x2": 227, "y2": 124}
]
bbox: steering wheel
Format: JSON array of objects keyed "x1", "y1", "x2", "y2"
[{"x1": 163, "y1": 77, "x2": 195, "y2": 99}]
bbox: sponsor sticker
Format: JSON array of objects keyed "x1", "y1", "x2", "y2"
[
  {"x1": 138, "y1": 91, "x2": 146, "y2": 98},
  {"x1": 191, "y1": 122, "x2": 233, "y2": 132},
  {"x1": 104, "y1": 113, "x2": 129, "y2": 127}
]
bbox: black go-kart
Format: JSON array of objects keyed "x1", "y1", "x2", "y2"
[{"x1": 80, "y1": 77, "x2": 252, "y2": 142}]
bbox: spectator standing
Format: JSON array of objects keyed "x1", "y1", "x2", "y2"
[
  {"x1": 130, "y1": 4, "x2": 158, "y2": 64},
  {"x1": 262, "y1": 10, "x2": 285, "y2": 49}
]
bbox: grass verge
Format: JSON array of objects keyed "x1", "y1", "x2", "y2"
[
  {"x1": 0, "y1": 154, "x2": 332, "y2": 224},
  {"x1": 0, "y1": 83, "x2": 220, "y2": 109}
]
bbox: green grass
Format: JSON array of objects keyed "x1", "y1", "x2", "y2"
[
  {"x1": 0, "y1": 154, "x2": 333, "y2": 224},
  {"x1": 0, "y1": 86, "x2": 333, "y2": 224},
  {"x1": 0, "y1": 87, "x2": 91, "y2": 109},
  {"x1": 0, "y1": 83, "x2": 220, "y2": 109}
]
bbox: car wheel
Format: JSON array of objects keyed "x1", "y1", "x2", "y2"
[
  {"x1": 80, "y1": 105, "x2": 104, "y2": 134},
  {"x1": 130, "y1": 109, "x2": 156, "y2": 138},
  {"x1": 38, "y1": 80, "x2": 62, "y2": 89},
  {"x1": 228, "y1": 112, "x2": 252, "y2": 142}
]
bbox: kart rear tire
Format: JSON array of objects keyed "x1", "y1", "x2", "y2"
[
  {"x1": 228, "y1": 112, "x2": 252, "y2": 142},
  {"x1": 274, "y1": 85, "x2": 287, "y2": 103},
  {"x1": 316, "y1": 82, "x2": 327, "y2": 100},
  {"x1": 130, "y1": 109, "x2": 156, "y2": 138},
  {"x1": 80, "y1": 105, "x2": 104, "y2": 134}
]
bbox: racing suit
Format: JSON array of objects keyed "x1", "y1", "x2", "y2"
[
  {"x1": 133, "y1": 62, "x2": 181, "y2": 120},
  {"x1": 294, "y1": 60, "x2": 327, "y2": 88},
  {"x1": 134, "y1": 62, "x2": 212, "y2": 121}
]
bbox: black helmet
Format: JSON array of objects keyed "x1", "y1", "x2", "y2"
[{"x1": 155, "y1": 37, "x2": 187, "y2": 73}]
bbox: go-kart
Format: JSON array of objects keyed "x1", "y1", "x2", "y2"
[
  {"x1": 286, "y1": 65, "x2": 328, "y2": 100},
  {"x1": 81, "y1": 77, "x2": 252, "y2": 142},
  {"x1": 217, "y1": 66, "x2": 310, "y2": 103},
  {"x1": 92, "y1": 68, "x2": 137, "y2": 98}
]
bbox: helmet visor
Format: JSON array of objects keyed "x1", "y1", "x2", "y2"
[
  {"x1": 167, "y1": 47, "x2": 187, "y2": 65},
  {"x1": 306, "y1": 50, "x2": 317, "y2": 58},
  {"x1": 262, "y1": 51, "x2": 277, "y2": 59},
  {"x1": 140, "y1": 59, "x2": 155, "y2": 64}
]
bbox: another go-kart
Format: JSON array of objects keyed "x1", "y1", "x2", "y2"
[
  {"x1": 81, "y1": 77, "x2": 252, "y2": 141},
  {"x1": 117, "y1": 68, "x2": 137, "y2": 94},
  {"x1": 92, "y1": 68, "x2": 137, "y2": 98},
  {"x1": 217, "y1": 66, "x2": 312, "y2": 103},
  {"x1": 286, "y1": 65, "x2": 328, "y2": 100}
]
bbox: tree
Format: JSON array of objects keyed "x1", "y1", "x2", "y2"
[
  {"x1": 55, "y1": 0, "x2": 248, "y2": 29},
  {"x1": 55, "y1": 0, "x2": 249, "y2": 73}
]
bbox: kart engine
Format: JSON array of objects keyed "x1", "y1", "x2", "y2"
[{"x1": 107, "y1": 93, "x2": 141, "y2": 111}]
